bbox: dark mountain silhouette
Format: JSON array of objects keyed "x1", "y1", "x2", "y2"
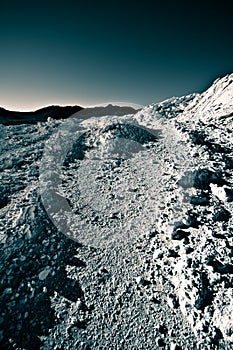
[
  {"x1": 73, "y1": 103, "x2": 141, "y2": 119},
  {"x1": 0, "y1": 104, "x2": 142, "y2": 125},
  {"x1": 0, "y1": 105, "x2": 84, "y2": 125}
]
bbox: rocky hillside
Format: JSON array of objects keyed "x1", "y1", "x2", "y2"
[{"x1": 0, "y1": 74, "x2": 232, "y2": 349}]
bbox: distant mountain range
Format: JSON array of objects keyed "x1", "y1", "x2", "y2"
[
  {"x1": 0, "y1": 105, "x2": 84, "y2": 125},
  {"x1": 72, "y1": 104, "x2": 141, "y2": 119},
  {"x1": 0, "y1": 104, "x2": 141, "y2": 125}
]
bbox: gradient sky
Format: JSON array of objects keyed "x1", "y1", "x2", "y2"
[{"x1": 0, "y1": 0, "x2": 233, "y2": 111}]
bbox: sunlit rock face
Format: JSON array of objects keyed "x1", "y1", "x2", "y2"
[{"x1": 0, "y1": 74, "x2": 233, "y2": 349}]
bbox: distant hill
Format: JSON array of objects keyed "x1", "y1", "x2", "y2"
[
  {"x1": 0, "y1": 105, "x2": 84, "y2": 125},
  {"x1": 73, "y1": 103, "x2": 141, "y2": 119},
  {"x1": 0, "y1": 104, "x2": 142, "y2": 125},
  {"x1": 0, "y1": 104, "x2": 143, "y2": 125}
]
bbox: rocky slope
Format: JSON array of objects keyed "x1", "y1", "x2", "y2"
[{"x1": 0, "y1": 74, "x2": 233, "y2": 349}]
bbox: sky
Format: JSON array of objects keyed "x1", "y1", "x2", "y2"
[{"x1": 0, "y1": 0, "x2": 233, "y2": 111}]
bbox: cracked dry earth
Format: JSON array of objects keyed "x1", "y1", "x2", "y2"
[{"x1": 1, "y1": 74, "x2": 233, "y2": 349}]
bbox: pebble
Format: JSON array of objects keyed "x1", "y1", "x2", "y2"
[
  {"x1": 76, "y1": 300, "x2": 83, "y2": 310},
  {"x1": 156, "y1": 337, "x2": 165, "y2": 347},
  {"x1": 167, "y1": 294, "x2": 179, "y2": 309},
  {"x1": 153, "y1": 249, "x2": 163, "y2": 259},
  {"x1": 171, "y1": 229, "x2": 189, "y2": 240},
  {"x1": 38, "y1": 268, "x2": 51, "y2": 281},
  {"x1": 170, "y1": 343, "x2": 181, "y2": 350},
  {"x1": 4, "y1": 288, "x2": 12, "y2": 294},
  {"x1": 158, "y1": 324, "x2": 167, "y2": 334},
  {"x1": 135, "y1": 276, "x2": 144, "y2": 285}
]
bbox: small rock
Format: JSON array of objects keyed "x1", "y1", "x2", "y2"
[
  {"x1": 76, "y1": 300, "x2": 83, "y2": 310},
  {"x1": 38, "y1": 268, "x2": 51, "y2": 281},
  {"x1": 156, "y1": 337, "x2": 165, "y2": 347},
  {"x1": 153, "y1": 249, "x2": 163, "y2": 259},
  {"x1": 225, "y1": 187, "x2": 233, "y2": 202},
  {"x1": 183, "y1": 212, "x2": 200, "y2": 228},
  {"x1": 213, "y1": 207, "x2": 231, "y2": 222},
  {"x1": 171, "y1": 229, "x2": 189, "y2": 240},
  {"x1": 210, "y1": 184, "x2": 227, "y2": 202},
  {"x1": 170, "y1": 343, "x2": 182, "y2": 350},
  {"x1": 167, "y1": 294, "x2": 179, "y2": 309},
  {"x1": 98, "y1": 267, "x2": 108, "y2": 275},
  {"x1": 158, "y1": 324, "x2": 167, "y2": 334},
  {"x1": 145, "y1": 230, "x2": 158, "y2": 239},
  {"x1": 135, "y1": 276, "x2": 144, "y2": 285},
  {"x1": 4, "y1": 288, "x2": 12, "y2": 294},
  {"x1": 148, "y1": 295, "x2": 161, "y2": 304},
  {"x1": 167, "y1": 248, "x2": 179, "y2": 258},
  {"x1": 190, "y1": 196, "x2": 209, "y2": 206}
]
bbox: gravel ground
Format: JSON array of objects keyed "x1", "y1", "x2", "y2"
[{"x1": 0, "y1": 74, "x2": 233, "y2": 349}]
